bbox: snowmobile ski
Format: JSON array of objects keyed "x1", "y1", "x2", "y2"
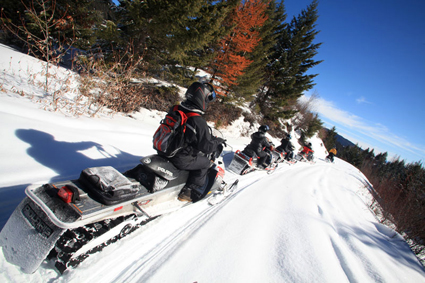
[{"x1": 208, "y1": 179, "x2": 239, "y2": 206}]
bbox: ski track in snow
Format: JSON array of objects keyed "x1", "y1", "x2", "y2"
[{"x1": 71, "y1": 170, "x2": 268, "y2": 282}]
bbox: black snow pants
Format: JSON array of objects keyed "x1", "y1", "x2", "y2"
[
  {"x1": 243, "y1": 148, "x2": 269, "y2": 167},
  {"x1": 170, "y1": 152, "x2": 211, "y2": 188}
]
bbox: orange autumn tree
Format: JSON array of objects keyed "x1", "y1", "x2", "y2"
[{"x1": 210, "y1": 0, "x2": 269, "y2": 98}]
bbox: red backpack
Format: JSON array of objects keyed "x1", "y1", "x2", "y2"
[{"x1": 153, "y1": 105, "x2": 200, "y2": 158}]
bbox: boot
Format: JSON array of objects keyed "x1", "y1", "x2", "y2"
[{"x1": 178, "y1": 184, "x2": 198, "y2": 202}]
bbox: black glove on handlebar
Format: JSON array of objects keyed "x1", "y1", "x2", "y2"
[{"x1": 216, "y1": 137, "x2": 227, "y2": 147}]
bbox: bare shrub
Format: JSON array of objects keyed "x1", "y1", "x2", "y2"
[
  {"x1": 1, "y1": 0, "x2": 75, "y2": 109},
  {"x1": 107, "y1": 84, "x2": 179, "y2": 113},
  {"x1": 242, "y1": 111, "x2": 256, "y2": 126},
  {"x1": 205, "y1": 102, "x2": 242, "y2": 128},
  {"x1": 361, "y1": 158, "x2": 425, "y2": 265},
  {"x1": 76, "y1": 44, "x2": 151, "y2": 116}
]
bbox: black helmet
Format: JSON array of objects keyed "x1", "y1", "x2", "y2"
[
  {"x1": 185, "y1": 82, "x2": 216, "y2": 112},
  {"x1": 258, "y1": 125, "x2": 270, "y2": 133}
]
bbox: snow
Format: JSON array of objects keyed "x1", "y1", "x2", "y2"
[{"x1": 1, "y1": 43, "x2": 424, "y2": 282}]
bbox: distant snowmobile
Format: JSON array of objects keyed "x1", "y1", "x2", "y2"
[
  {"x1": 270, "y1": 147, "x2": 285, "y2": 164},
  {"x1": 295, "y1": 151, "x2": 315, "y2": 163},
  {"x1": 228, "y1": 148, "x2": 278, "y2": 175},
  {"x1": 325, "y1": 155, "x2": 335, "y2": 163},
  {"x1": 273, "y1": 148, "x2": 297, "y2": 165},
  {"x1": 0, "y1": 143, "x2": 238, "y2": 274}
]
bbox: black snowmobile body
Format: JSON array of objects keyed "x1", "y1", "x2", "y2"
[
  {"x1": 228, "y1": 149, "x2": 277, "y2": 175},
  {"x1": 273, "y1": 149, "x2": 297, "y2": 165},
  {"x1": 0, "y1": 146, "x2": 237, "y2": 274},
  {"x1": 270, "y1": 148, "x2": 286, "y2": 163}
]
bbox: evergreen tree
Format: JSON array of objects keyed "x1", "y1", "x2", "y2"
[
  {"x1": 55, "y1": 0, "x2": 104, "y2": 50},
  {"x1": 343, "y1": 144, "x2": 364, "y2": 168},
  {"x1": 257, "y1": 0, "x2": 322, "y2": 120},
  {"x1": 118, "y1": 0, "x2": 238, "y2": 81},
  {"x1": 303, "y1": 113, "x2": 323, "y2": 138},
  {"x1": 1, "y1": 0, "x2": 104, "y2": 51},
  {"x1": 232, "y1": 0, "x2": 285, "y2": 101},
  {"x1": 1, "y1": 0, "x2": 26, "y2": 45},
  {"x1": 209, "y1": 0, "x2": 268, "y2": 98},
  {"x1": 362, "y1": 148, "x2": 375, "y2": 161},
  {"x1": 324, "y1": 126, "x2": 337, "y2": 150}
]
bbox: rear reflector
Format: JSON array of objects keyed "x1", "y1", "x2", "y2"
[{"x1": 58, "y1": 186, "x2": 73, "y2": 203}]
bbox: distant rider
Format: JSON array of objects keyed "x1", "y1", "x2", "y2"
[
  {"x1": 301, "y1": 142, "x2": 314, "y2": 161},
  {"x1": 167, "y1": 82, "x2": 225, "y2": 202},
  {"x1": 326, "y1": 147, "x2": 337, "y2": 162},
  {"x1": 242, "y1": 125, "x2": 273, "y2": 169}
]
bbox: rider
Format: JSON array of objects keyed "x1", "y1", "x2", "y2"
[
  {"x1": 276, "y1": 134, "x2": 295, "y2": 161},
  {"x1": 168, "y1": 82, "x2": 225, "y2": 202},
  {"x1": 327, "y1": 147, "x2": 337, "y2": 162},
  {"x1": 242, "y1": 125, "x2": 273, "y2": 169},
  {"x1": 301, "y1": 142, "x2": 314, "y2": 161}
]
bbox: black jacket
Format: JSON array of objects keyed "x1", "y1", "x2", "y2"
[
  {"x1": 279, "y1": 138, "x2": 294, "y2": 152},
  {"x1": 173, "y1": 103, "x2": 221, "y2": 157},
  {"x1": 245, "y1": 131, "x2": 271, "y2": 155}
]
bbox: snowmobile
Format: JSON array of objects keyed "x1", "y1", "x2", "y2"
[
  {"x1": 272, "y1": 148, "x2": 298, "y2": 165},
  {"x1": 270, "y1": 149, "x2": 285, "y2": 163},
  {"x1": 295, "y1": 151, "x2": 315, "y2": 163},
  {"x1": 0, "y1": 143, "x2": 238, "y2": 275},
  {"x1": 228, "y1": 148, "x2": 278, "y2": 175},
  {"x1": 325, "y1": 155, "x2": 335, "y2": 163}
]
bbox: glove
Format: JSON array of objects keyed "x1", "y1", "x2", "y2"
[{"x1": 216, "y1": 137, "x2": 227, "y2": 147}]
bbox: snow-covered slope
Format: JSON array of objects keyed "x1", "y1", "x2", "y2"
[{"x1": 1, "y1": 44, "x2": 424, "y2": 282}]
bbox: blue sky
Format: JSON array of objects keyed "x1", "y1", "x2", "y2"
[{"x1": 284, "y1": 0, "x2": 425, "y2": 164}]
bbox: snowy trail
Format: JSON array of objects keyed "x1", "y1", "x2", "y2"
[
  {"x1": 3, "y1": 156, "x2": 424, "y2": 283},
  {"x1": 143, "y1": 161, "x2": 423, "y2": 283}
]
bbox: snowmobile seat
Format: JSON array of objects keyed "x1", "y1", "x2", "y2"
[
  {"x1": 139, "y1": 155, "x2": 185, "y2": 181},
  {"x1": 124, "y1": 155, "x2": 189, "y2": 193}
]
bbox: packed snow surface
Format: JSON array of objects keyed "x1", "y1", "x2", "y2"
[{"x1": 1, "y1": 44, "x2": 424, "y2": 282}]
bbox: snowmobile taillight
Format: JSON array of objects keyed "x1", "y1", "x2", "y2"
[
  {"x1": 58, "y1": 185, "x2": 80, "y2": 203},
  {"x1": 58, "y1": 186, "x2": 74, "y2": 203},
  {"x1": 114, "y1": 206, "x2": 123, "y2": 212}
]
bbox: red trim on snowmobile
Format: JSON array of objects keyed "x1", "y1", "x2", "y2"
[{"x1": 218, "y1": 166, "x2": 225, "y2": 177}]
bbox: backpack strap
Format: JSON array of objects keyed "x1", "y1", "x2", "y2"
[
  {"x1": 173, "y1": 105, "x2": 200, "y2": 135},
  {"x1": 184, "y1": 112, "x2": 200, "y2": 135}
]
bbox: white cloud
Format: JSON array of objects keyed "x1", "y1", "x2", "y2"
[
  {"x1": 356, "y1": 96, "x2": 373, "y2": 104},
  {"x1": 298, "y1": 94, "x2": 425, "y2": 163}
]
